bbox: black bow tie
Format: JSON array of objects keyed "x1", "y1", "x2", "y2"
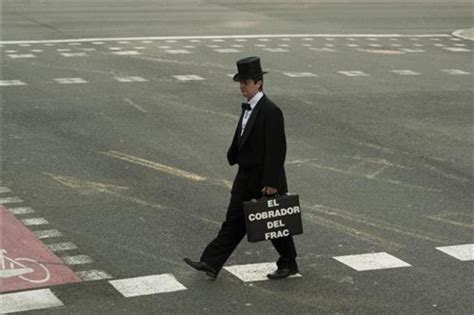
[{"x1": 241, "y1": 103, "x2": 251, "y2": 111}]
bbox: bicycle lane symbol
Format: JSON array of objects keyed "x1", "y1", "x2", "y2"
[
  {"x1": 0, "y1": 206, "x2": 81, "y2": 293},
  {"x1": 0, "y1": 249, "x2": 51, "y2": 284}
]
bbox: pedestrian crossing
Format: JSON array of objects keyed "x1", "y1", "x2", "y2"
[
  {"x1": 0, "y1": 67, "x2": 470, "y2": 88},
  {"x1": 2, "y1": 35, "x2": 472, "y2": 60},
  {"x1": 0, "y1": 185, "x2": 472, "y2": 313}
]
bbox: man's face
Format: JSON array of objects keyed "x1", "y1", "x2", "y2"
[{"x1": 240, "y1": 79, "x2": 262, "y2": 100}]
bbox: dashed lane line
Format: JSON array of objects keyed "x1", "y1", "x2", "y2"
[
  {"x1": 0, "y1": 33, "x2": 452, "y2": 45},
  {"x1": 100, "y1": 151, "x2": 207, "y2": 182}
]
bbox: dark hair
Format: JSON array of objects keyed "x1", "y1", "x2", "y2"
[{"x1": 253, "y1": 75, "x2": 264, "y2": 91}]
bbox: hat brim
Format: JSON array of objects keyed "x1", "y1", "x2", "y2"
[{"x1": 233, "y1": 71, "x2": 268, "y2": 82}]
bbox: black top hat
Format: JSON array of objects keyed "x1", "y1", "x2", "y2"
[{"x1": 233, "y1": 56, "x2": 268, "y2": 82}]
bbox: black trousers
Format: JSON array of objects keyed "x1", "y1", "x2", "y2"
[{"x1": 200, "y1": 167, "x2": 297, "y2": 273}]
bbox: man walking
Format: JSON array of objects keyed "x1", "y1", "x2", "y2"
[{"x1": 184, "y1": 56, "x2": 298, "y2": 280}]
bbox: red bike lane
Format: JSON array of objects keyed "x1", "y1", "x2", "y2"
[{"x1": 0, "y1": 206, "x2": 81, "y2": 293}]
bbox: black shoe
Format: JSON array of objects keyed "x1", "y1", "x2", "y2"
[
  {"x1": 183, "y1": 258, "x2": 217, "y2": 279},
  {"x1": 267, "y1": 268, "x2": 299, "y2": 280}
]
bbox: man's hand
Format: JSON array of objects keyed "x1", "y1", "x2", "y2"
[{"x1": 262, "y1": 186, "x2": 278, "y2": 196}]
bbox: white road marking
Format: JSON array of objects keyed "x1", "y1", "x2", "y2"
[
  {"x1": 114, "y1": 76, "x2": 148, "y2": 83},
  {"x1": 391, "y1": 70, "x2": 421, "y2": 75},
  {"x1": 22, "y1": 218, "x2": 49, "y2": 226},
  {"x1": 123, "y1": 97, "x2": 148, "y2": 113},
  {"x1": 0, "y1": 196, "x2": 24, "y2": 204},
  {"x1": 0, "y1": 187, "x2": 12, "y2": 193},
  {"x1": 434, "y1": 43, "x2": 445, "y2": 47},
  {"x1": 324, "y1": 43, "x2": 335, "y2": 47},
  {"x1": 68, "y1": 42, "x2": 82, "y2": 46},
  {"x1": 189, "y1": 39, "x2": 201, "y2": 43},
  {"x1": 0, "y1": 289, "x2": 64, "y2": 314},
  {"x1": 158, "y1": 45, "x2": 172, "y2": 49},
  {"x1": 57, "y1": 48, "x2": 71, "y2": 52},
  {"x1": 118, "y1": 41, "x2": 130, "y2": 44},
  {"x1": 110, "y1": 274, "x2": 187, "y2": 298},
  {"x1": 5, "y1": 50, "x2": 17, "y2": 53},
  {"x1": 255, "y1": 44, "x2": 267, "y2": 47},
  {"x1": 76, "y1": 270, "x2": 113, "y2": 281},
  {"x1": 235, "y1": 38, "x2": 248, "y2": 42},
  {"x1": 0, "y1": 80, "x2": 27, "y2": 86},
  {"x1": 31, "y1": 49, "x2": 44, "y2": 52},
  {"x1": 232, "y1": 44, "x2": 244, "y2": 48},
  {"x1": 278, "y1": 44, "x2": 290, "y2": 47},
  {"x1": 8, "y1": 54, "x2": 36, "y2": 59},
  {"x1": 47, "y1": 242, "x2": 78, "y2": 252},
  {"x1": 444, "y1": 47, "x2": 471, "y2": 52},
  {"x1": 400, "y1": 48, "x2": 425, "y2": 53},
  {"x1": 409, "y1": 38, "x2": 421, "y2": 41},
  {"x1": 141, "y1": 40, "x2": 153, "y2": 43},
  {"x1": 165, "y1": 49, "x2": 191, "y2": 54},
  {"x1": 54, "y1": 77, "x2": 88, "y2": 84},
  {"x1": 258, "y1": 38, "x2": 271, "y2": 42},
  {"x1": 441, "y1": 69, "x2": 470, "y2": 75},
  {"x1": 9, "y1": 207, "x2": 35, "y2": 215},
  {"x1": 368, "y1": 43, "x2": 382, "y2": 47},
  {"x1": 112, "y1": 50, "x2": 141, "y2": 55},
  {"x1": 347, "y1": 44, "x2": 359, "y2": 47},
  {"x1": 450, "y1": 37, "x2": 462, "y2": 41},
  {"x1": 101, "y1": 151, "x2": 208, "y2": 181},
  {"x1": 0, "y1": 34, "x2": 451, "y2": 45},
  {"x1": 34, "y1": 229, "x2": 63, "y2": 239},
  {"x1": 390, "y1": 44, "x2": 402, "y2": 47},
  {"x1": 263, "y1": 48, "x2": 289, "y2": 52},
  {"x1": 310, "y1": 47, "x2": 336, "y2": 52},
  {"x1": 283, "y1": 72, "x2": 318, "y2": 78},
  {"x1": 367, "y1": 38, "x2": 378, "y2": 41},
  {"x1": 19, "y1": 43, "x2": 31, "y2": 47},
  {"x1": 413, "y1": 44, "x2": 424, "y2": 47},
  {"x1": 133, "y1": 46, "x2": 147, "y2": 50},
  {"x1": 173, "y1": 74, "x2": 205, "y2": 81},
  {"x1": 61, "y1": 255, "x2": 93, "y2": 265},
  {"x1": 81, "y1": 48, "x2": 97, "y2": 51},
  {"x1": 338, "y1": 71, "x2": 370, "y2": 77},
  {"x1": 436, "y1": 244, "x2": 474, "y2": 261},
  {"x1": 214, "y1": 48, "x2": 240, "y2": 53},
  {"x1": 183, "y1": 45, "x2": 195, "y2": 49},
  {"x1": 212, "y1": 39, "x2": 224, "y2": 42},
  {"x1": 224, "y1": 262, "x2": 302, "y2": 282},
  {"x1": 60, "y1": 52, "x2": 89, "y2": 57},
  {"x1": 108, "y1": 47, "x2": 123, "y2": 50},
  {"x1": 453, "y1": 43, "x2": 467, "y2": 47},
  {"x1": 333, "y1": 252, "x2": 411, "y2": 271},
  {"x1": 44, "y1": 43, "x2": 55, "y2": 46}
]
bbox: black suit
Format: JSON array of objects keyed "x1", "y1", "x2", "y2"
[{"x1": 200, "y1": 95, "x2": 297, "y2": 273}]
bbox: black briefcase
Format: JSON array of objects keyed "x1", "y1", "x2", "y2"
[{"x1": 243, "y1": 193, "x2": 303, "y2": 243}]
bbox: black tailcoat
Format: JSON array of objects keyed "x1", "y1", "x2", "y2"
[{"x1": 200, "y1": 95, "x2": 297, "y2": 273}]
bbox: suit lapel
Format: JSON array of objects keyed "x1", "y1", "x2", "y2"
[{"x1": 238, "y1": 96, "x2": 265, "y2": 150}]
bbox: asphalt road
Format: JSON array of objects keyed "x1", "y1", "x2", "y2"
[{"x1": 1, "y1": 1, "x2": 473, "y2": 314}]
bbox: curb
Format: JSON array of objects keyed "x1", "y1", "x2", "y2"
[{"x1": 452, "y1": 27, "x2": 474, "y2": 41}]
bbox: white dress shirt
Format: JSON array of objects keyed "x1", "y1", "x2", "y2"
[{"x1": 241, "y1": 91, "x2": 264, "y2": 136}]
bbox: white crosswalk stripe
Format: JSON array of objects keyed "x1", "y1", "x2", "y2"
[
  {"x1": 224, "y1": 262, "x2": 301, "y2": 282},
  {"x1": 8, "y1": 54, "x2": 36, "y2": 59},
  {"x1": 114, "y1": 76, "x2": 148, "y2": 82},
  {"x1": 436, "y1": 244, "x2": 474, "y2": 261},
  {"x1": 110, "y1": 274, "x2": 187, "y2": 298},
  {"x1": 391, "y1": 70, "x2": 421, "y2": 75},
  {"x1": 54, "y1": 78, "x2": 88, "y2": 84},
  {"x1": 0, "y1": 289, "x2": 64, "y2": 314},
  {"x1": 112, "y1": 50, "x2": 141, "y2": 55},
  {"x1": 441, "y1": 69, "x2": 470, "y2": 75},
  {"x1": 338, "y1": 71, "x2": 370, "y2": 77},
  {"x1": 76, "y1": 270, "x2": 113, "y2": 281},
  {"x1": 283, "y1": 72, "x2": 318, "y2": 78},
  {"x1": 333, "y1": 252, "x2": 412, "y2": 271},
  {"x1": 173, "y1": 74, "x2": 205, "y2": 81},
  {"x1": 60, "y1": 52, "x2": 89, "y2": 57}
]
